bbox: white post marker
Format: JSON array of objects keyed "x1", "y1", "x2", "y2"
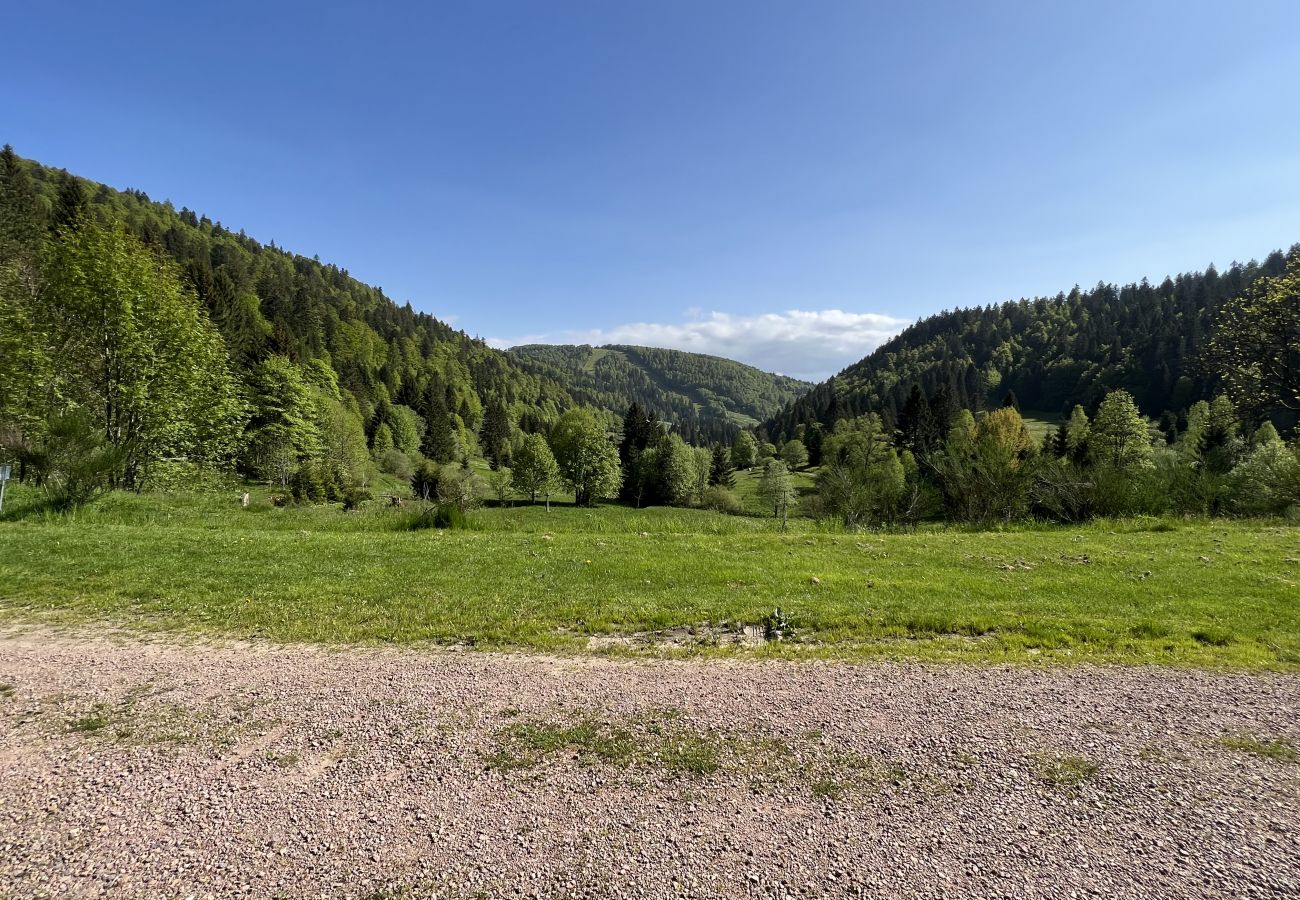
[{"x1": 0, "y1": 464, "x2": 10, "y2": 515}]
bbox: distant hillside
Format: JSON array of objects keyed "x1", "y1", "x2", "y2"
[
  {"x1": 3, "y1": 148, "x2": 576, "y2": 451},
  {"x1": 761, "y1": 250, "x2": 1295, "y2": 441},
  {"x1": 509, "y1": 344, "x2": 812, "y2": 444}
]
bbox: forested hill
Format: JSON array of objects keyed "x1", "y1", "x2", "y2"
[
  {"x1": 508, "y1": 344, "x2": 811, "y2": 444},
  {"x1": 4, "y1": 150, "x2": 575, "y2": 442},
  {"x1": 761, "y1": 251, "x2": 1295, "y2": 442}
]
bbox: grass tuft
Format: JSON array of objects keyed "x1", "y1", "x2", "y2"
[
  {"x1": 1033, "y1": 753, "x2": 1100, "y2": 789},
  {"x1": 1217, "y1": 734, "x2": 1299, "y2": 763}
]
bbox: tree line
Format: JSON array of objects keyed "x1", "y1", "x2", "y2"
[{"x1": 762, "y1": 248, "x2": 1298, "y2": 443}]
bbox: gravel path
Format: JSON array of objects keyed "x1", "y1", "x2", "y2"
[{"x1": 1, "y1": 629, "x2": 1298, "y2": 899}]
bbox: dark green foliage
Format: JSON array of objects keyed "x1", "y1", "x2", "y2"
[
  {"x1": 16, "y1": 412, "x2": 126, "y2": 511},
  {"x1": 479, "y1": 397, "x2": 513, "y2": 469},
  {"x1": 0, "y1": 148, "x2": 576, "y2": 480},
  {"x1": 430, "y1": 502, "x2": 467, "y2": 530},
  {"x1": 410, "y1": 460, "x2": 441, "y2": 502},
  {"x1": 511, "y1": 344, "x2": 810, "y2": 445},
  {"x1": 764, "y1": 252, "x2": 1295, "y2": 439},
  {"x1": 1207, "y1": 249, "x2": 1300, "y2": 416},
  {"x1": 708, "y1": 444, "x2": 735, "y2": 488}
]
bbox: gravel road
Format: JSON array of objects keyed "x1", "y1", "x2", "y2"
[{"x1": 1, "y1": 629, "x2": 1297, "y2": 899}]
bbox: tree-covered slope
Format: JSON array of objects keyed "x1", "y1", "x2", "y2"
[
  {"x1": 762, "y1": 251, "x2": 1296, "y2": 441},
  {"x1": 4, "y1": 149, "x2": 575, "y2": 445},
  {"x1": 508, "y1": 343, "x2": 811, "y2": 444}
]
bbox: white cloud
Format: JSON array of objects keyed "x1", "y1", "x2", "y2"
[{"x1": 488, "y1": 309, "x2": 908, "y2": 382}]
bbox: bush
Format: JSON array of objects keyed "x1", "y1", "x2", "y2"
[
  {"x1": 1227, "y1": 440, "x2": 1300, "y2": 516},
  {"x1": 19, "y1": 412, "x2": 126, "y2": 512},
  {"x1": 410, "y1": 460, "x2": 441, "y2": 502},
  {"x1": 378, "y1": 448, "x2": 414, "y2": 480},
  {"x1": 401, "y1": 502, "x2": 468, "y2": 530},
  {"x1": 340, "y1": 483, "x2": 372, "y2": 511},
  {"x1": 437, "y1": 464, "x2": 483, "y2": 512},
  {"x1": 699, "y1": 486, "x2": 742, "y2": 515}
]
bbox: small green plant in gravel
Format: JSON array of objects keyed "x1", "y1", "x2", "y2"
[
  {"x1": 0, "y1": 682, "x2": 15, "y2": 698},
  {"x1": 1217, "y1": 734, "x2": 1299, "y2": 763},
  {"x1": 1033, "y1": 753, "x2": 1101, "y2": 788}
]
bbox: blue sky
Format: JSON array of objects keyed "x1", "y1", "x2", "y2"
[{"x1": 5, "y1": 1, "x2": 1299, "y2": 379}]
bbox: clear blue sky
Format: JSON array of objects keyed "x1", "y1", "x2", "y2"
[{"x1": 5, "y1": 1, "x2": 1299, "y2": 379}]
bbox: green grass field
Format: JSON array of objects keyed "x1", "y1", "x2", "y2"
[{"x1": 1, "y1": 482, "x2": 1297, "y2": 668}]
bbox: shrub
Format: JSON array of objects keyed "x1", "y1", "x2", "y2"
[
  {"x1": 699, "y1": 486, "x2": 742, "y2": 515},
  {"x1": 401, "y1": 502, "x2": 468, "y2": 530},
  {"x1": 1227, "y1": 439, "x2": 1300, "y2": 516},
  {"x1": 378, "y1": 448, "x2": 414, "y2": 480},
  {"x1": 19, "y1": 412, "x2": 126, "y2": 511},
  {"x1": 340, "y1": 483, "x2": 372, "y2": 511},
  {"x1": 410, "y1": 460, "x2": 441, "y2": 502}
]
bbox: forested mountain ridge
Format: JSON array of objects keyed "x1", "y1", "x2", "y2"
[
  {"x1": 1, "y1": 148, "x2": 576, "y2": 453},
  {"x1": 761, "y1": 251, "x2": 1296, "y2": 442},
  {"x1": 508, "y1": 343, "x2": 811, "y2": 444}
]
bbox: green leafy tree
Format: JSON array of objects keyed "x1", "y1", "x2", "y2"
[
  {"x1": 758, "y1": 458, "x2": 797, "y2": 528},
  {"x1": 386, "y1": 404, "x2": 426, "y2": 456},
  {"x1": 245, "y1": 355, "x2": 322, "y2": 482},
  {"x1": 779, "y1": 438, "x2": 809, "y2": 470},
  {"x1": 730, "y1": 431, "x2": 757, "y2": 470},
  {"x1": 1064, "y1": 404, "x2": 1090, "y2": 463},
  {"x1": 549, "y1": 408, "x2": 622, "y2": 506},
  {"x1": 1209, "y1": 249, "x2": 1300, "y2": 413},
  {"x1": 511, "y1": 432, "x2": 558, "y2": 504},
  {"x1": 42, "y1": 218, "x2": 246, "y2": 485},
  {"x1": 816, "y1": 414, "x2": 906, "y2": 527},
  {"x1": 1090, "y1": 389, "x2": 1153, "y2": 470}
]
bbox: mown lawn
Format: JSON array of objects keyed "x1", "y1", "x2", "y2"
[{"x1": 2, "y1": 484, "x2": 1298, "y2": 668}]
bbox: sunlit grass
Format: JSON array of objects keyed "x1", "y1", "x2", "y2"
[{"x1": 3, "y1": 483, "x2": 1298, "y2": 668}]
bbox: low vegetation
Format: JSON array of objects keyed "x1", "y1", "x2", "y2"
[
  {"x1": 1217, "y1": 734, "x2": 1299, "y2": 763},
  {"x1": 1, "y1": 482, "x2": 1296, "y2": 668}
]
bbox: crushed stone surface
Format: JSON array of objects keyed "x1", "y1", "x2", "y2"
[{"x1": 1, "y1": 629, "x2": 1298, "y2": 899}]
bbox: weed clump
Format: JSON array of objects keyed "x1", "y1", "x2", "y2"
[{"x1": 1217, "y1": 734, "x2": 1299, "y2": 763}]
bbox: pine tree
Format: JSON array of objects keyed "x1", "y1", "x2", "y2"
[
  {"x1": 709, "y1": 444, "x2": 735, "y2": 488},
  {"x1": 479, "y1": 396, "x2": 513, "y2": 469}
]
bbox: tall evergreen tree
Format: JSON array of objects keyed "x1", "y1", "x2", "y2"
[{"x1": 708, "y1": 444, "x2": 735, "y2": 488}]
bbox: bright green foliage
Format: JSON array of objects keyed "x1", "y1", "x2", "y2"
[
  {"x1": 245, "y1": 355, "x2": 323, "y2": 482},
  {"x1": 39, "y1": 219, "x2": 246, "y2": 484},
  {"x1": 933, "y1": 408, "x2": 1036, "y2": 524},
  {"x1": 730, "y1": 432, "x2": 757, "y2": 470},
  {"x1": 1064, "y1": 404, "x2": 1090, "y2": 461},
  {"x1": 757, "y1": 458, "x2": 797, "y2": 524},
  {"x1": 1091, "y1": 390, "x2": 1153, "y2": 470},
  {"x1": 1228, "y1": 438, "x2": 1300, "y2": 516},
  {"x1": 511, "y1": 433, "x2": 558, "y2": 504},
  {"x1": 549, "y1": 408, "x2": 622, "y2": 506},
  {"x1": 371, "y1": 422, "x2": 395, "y2": 456},
  {"x1": 1209, "y1": 249, "x2": 1300, "y2": 413},
  {"x1": 385, "y1": 404, "x2": 425, "y2": 457},
  {"x1": 779, "y1": 439, "x2": 808, "y2": 470},
  {"x1": 656, "y1": 433, "x2": 696, "y2": 505},
  {"x1": 816, "y1": 415, "x2": 907, "y2": 527}
]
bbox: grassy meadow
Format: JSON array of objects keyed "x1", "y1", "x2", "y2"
[{"x1": 2, "y1": 480, "x2": 1298, "y2": 668}]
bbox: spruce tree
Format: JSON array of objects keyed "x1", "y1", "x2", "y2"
[{"x1": 709, "y1": 444, "x2": 735, "y2": 488}]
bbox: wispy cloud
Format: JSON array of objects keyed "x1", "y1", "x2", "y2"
[{"x1": 488, "y1": 309, "x2": 908, "y2": 382}]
